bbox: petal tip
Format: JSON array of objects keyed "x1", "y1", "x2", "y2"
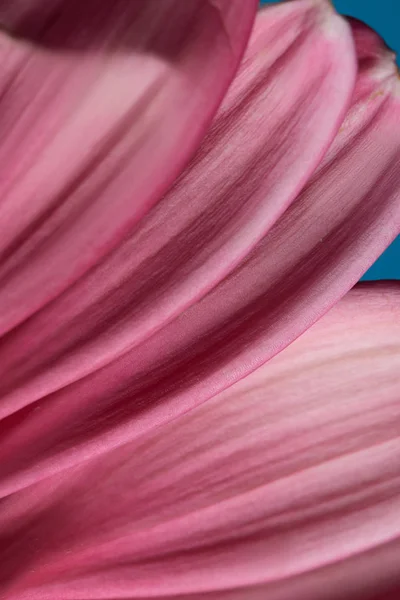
[
  {"x1": 316, "y1": 1, "x2": 351, "y2": 40},
  {"x1": 350, "y1": 18, "x2": 398, "y2": 81}
]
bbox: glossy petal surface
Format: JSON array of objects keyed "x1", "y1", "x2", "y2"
[
  {"x1": 0, "y1": 0, "x2": 357, "y2": 491},
  {"x1": 1, "y1": 283, "x2": 399, "y2": 599}
]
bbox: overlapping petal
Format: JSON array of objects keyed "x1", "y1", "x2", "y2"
[
  {"x1": 0, "y1": 0, "x2": 257, "y2": 331},
  {"x1": 1, "y1": 282, "x2": 399, "y2": 599},
  {"x1": 0, "y1": 0, "x2": 358, "y2": 492}
]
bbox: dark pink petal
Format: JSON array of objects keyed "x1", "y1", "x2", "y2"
[
  {"x1": 0, "y1": 0, "x2": 357, "y2": 491},
  {"x1": 0, "y1": 0, "x2": 257, "y2": 332},
  {"x1": 1, "y1": 283, "x2": 399, "y2": 599}
]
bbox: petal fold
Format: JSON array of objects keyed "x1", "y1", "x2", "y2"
[{"x1": 0, "y1": 0, "x2": 357, "y2": 490}]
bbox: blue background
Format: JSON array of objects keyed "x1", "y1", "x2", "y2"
[{"x1": 260, "y1": 0, "x2": 400, "y2": 280}]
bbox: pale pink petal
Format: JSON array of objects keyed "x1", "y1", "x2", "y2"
[
  {"x1": 0, "y1": 0, "x2": 357, "y2": 490},
  {"x1": 1, "y1": 283, "x2": 399, "y2": 599},
  {"x1": 0, "y1": 0, "x2": 257, "y2": 332}
]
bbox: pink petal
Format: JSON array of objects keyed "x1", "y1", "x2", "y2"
[
  {"x1": 1, "y1": 282, "x2": 399, "y2": 599},
  {"x1": 0, "y1": 0, "x2": 357, "y2": 490},
  {"x1": 0, "y1": 0, "x2": 257, "y2": 332}
]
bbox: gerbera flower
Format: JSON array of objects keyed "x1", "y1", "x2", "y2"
[{"x1": 0, "y1": 1, "x2": 399, "y2": 598}]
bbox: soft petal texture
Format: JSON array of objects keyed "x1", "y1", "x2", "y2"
[
  {"x1": 0, "y1": 0, "x2": 257, "y2": 331},
  {"x1": 1, "y1": 282, "x2": 400, "y2": 599},
  {"x1": 0, "y1": 1, "x2": 358, "y2": 492}
]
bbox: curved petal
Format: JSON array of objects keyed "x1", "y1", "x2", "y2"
[
  {"x1": 0, "y1": 0, "x2": 257, "y2": 332},
  {"x1": 1, "y1": 282, "x2": 400, "y2": 598},
  {"x1": 0, "y1": 0, "x2": 357, "y2": 490}
]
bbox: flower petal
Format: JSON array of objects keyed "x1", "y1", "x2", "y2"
[
  {"x1": 0, "y1": 0, "x2": 357, "y2": 491},
  {"x1": 0, "y1": 0, "x2": 257, "y2": 332},
  {"x1": 1, "y1": 282, "x2": 399, "y2": 598}
]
